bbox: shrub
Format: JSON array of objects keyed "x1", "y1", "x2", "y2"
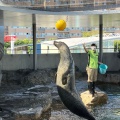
[
  {"x1": 82, "y1": 30, "x2": 99, "y2": 37},
  {"x1": 4, "y1": 39, "x2": 41, "y2": 54},
  {"x1": 114, "y1": 40, "x2": 120, "y2": 52},
  {"x1": 4, "y1": 42, "x2": 10, "y2": 48},
  {"x1": 4, "y1": 39, "x2": 41, "y2": 49}
]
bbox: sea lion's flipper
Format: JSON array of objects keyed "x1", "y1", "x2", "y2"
[{"x1": 62, "y1": 76, "x2": 67, "y2": 85}]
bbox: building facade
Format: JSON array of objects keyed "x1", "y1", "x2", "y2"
[
  {"x1": 4, "y1": 26, "x2": 83, "y2": 40},
  {"x1": 4, "y1": 26, "x2": 120, "y2": 40}
]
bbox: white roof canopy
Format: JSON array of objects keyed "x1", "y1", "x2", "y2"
[{"x1": 41, "y1": 36, "x2": 120, "y2": 48}]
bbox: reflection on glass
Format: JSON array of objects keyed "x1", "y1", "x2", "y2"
[{"x1": 0, "y1": 0, "x2": 120, "y2": 11}]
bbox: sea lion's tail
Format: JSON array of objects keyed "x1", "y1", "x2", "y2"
[
  {"x1": 57, "y1": 86, "x2": 96, "y2": 120},
  {"x1": 88, "y1": 116, "x2": 96, "y2": 120}
]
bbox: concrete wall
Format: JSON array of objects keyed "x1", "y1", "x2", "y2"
[{"x1": 1, "y1": 53, "x2": 120, "y2": 72}]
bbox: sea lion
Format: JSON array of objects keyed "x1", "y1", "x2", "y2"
[{"x1": 54, "y1": 41, "x2": 95, "y2": 120}]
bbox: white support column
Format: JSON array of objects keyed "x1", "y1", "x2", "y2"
[{"x1": 11, "y1": 40, "x2": 15, "y2": 54}]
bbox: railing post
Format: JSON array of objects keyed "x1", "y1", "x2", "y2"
[
  {"x1": 0, "y1": 10, "x2": 4, "y2": 44},
  {"x1": 99, "y1": 15, "x2": 103, "y2": 62},
  {"x1": 32, "y1": 14, "x2": 37, "y2": 70}
]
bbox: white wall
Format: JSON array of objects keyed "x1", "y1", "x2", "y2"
[{"x1": 41, "y1": 44, "x2": 59, "y2": 54}]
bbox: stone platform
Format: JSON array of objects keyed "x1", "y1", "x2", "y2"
[{"x1": 80, "y1": 90, "x2": 108, "y2": 107}]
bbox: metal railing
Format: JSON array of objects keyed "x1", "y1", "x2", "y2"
[{"x1": 5, "y1": 47, "x2": 119, "y2": 54}]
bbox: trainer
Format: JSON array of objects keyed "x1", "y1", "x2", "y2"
[{"x1": 83, "y1": 43, "x2": 102, "y2": 97}]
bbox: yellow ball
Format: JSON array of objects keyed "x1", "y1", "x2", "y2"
[{"x1": 56, "y1": 20, "x2": 66, "y2": 31}]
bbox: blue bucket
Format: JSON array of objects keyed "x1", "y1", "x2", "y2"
[{"x1": 99, "y1": 64, "x2": 108, "y2": 74}]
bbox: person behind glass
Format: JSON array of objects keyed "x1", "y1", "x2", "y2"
[{"x1": 83, "y1": 43, "x2": 102, "y2": 97}]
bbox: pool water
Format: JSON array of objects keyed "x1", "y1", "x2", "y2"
[
  {"x1": 0, "y1": 81, "x2": 120, "y2": 120},
  {"x1": 41, "y1": 82, "x2": 120, "y2": 120}
]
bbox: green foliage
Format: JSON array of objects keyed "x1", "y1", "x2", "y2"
[
  {"x1": 4, "y1": 39, "x2": 41, "y2": 49},
  {"x1": 49, "y1": 38, "x2": 56, "y2": 40},
  {"x1": 14, "y1": 40, "x2": 24, "y2": 45},
  {"x1": 14, "y1": 39, "x2": 34, "y2": 46},
  {"x1": 114, "y1": 40, "x2": 120, "y2": 52},
  {"x1": 4, "y1": 39, "x2": 39, "y2": 53},
  {"x1": 4, "y1": 42, "x2": 10, "y2": 48},
  {"x1": 27, "y1": 45, "x2": 33, "y2": 54},
  {"x1": 82, "y1": 30, "x2": 99, "y2": 37},
  {"x1": 37, "y1": 39, "x2": 41, "y2": 43},
  {"x1": 4, "y1": 42, "x2": 10, "y2": 53}
]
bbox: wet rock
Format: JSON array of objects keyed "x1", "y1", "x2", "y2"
[
  {"x1": 0, "y1": 73, "x2": 2, "y2": 86},
  {"x1": 75, "y1": 72, "x2": 83, "y2": 80},
  {"x1": 52, "y1": 96, "x2": 62, "y2": 105},
  {"x1": 0, "y1": 85, "x2": 52, "y2": 120},
  {"x1": 2, "y1": 69, "x2": 56, "y2": 86},
  {"x1": 51, "y1": 88, "x2": 65, "y2": 109},
  {"x1": 75, "y1": 66, "x2": 83, "y2": 79},
  {"x1": 98, "y1": 73, "x2": 120, "y2": 84},
  {"x1": 0, "y1": 79, "x2": 120, "y2": 120},
  {"x1": 2, "y1": 69, "x2": 32, "y2": 85},
  {"x1": 15, "y1": 107, "x2": 43, "y2": 120},
  {"x1": 80, "y1": 90, "x2": 108, "y2": 107},
  {"x1": 22, "y1": 69, "x2": 55, "y2": 86},
  {"x1": 0, "y1": 62, "x2": 2, "y2": 86}
]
